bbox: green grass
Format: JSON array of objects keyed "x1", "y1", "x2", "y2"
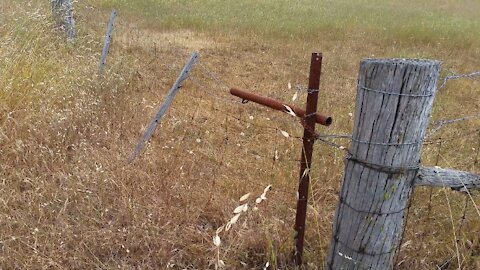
[{"x1": 94, "y1": 0, "x2": 480, "y2": 48}]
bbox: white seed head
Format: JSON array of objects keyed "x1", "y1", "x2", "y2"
[
  {"x1": 225, "y1": 221, "x2": 232, "y2": 231},
  {"x1": 292, "y1": 91, "x2": 298, "y2": 101},
  {"x1": 283, "y1": 105, "x2": 297, "y2": 117},
  {"x1": 229, "y1": 213, "x2": 241, "y2": 224},
  {"x1": 280, "y1": 130, "x2": 290, "y2": 138},
  {"x1": 213, "y1": 234, "x2": 221, "y2": 247},
  {"x1": 239, "y1": 193, "x2": 251, "y2": 202},
  {"x1": 233, "y1": 204, "x2": 246, "y2": 214},
  {"x1": 216, "y1": 225, "x2": 224, "y2": 234}
]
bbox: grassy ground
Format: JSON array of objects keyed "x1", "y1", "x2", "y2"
[
  {"x1": 1, "y1": 0, "x2": 479, "y2": 269},
  {"x1": 98, "y1": 0, "x2": 480, "y2": 48}
]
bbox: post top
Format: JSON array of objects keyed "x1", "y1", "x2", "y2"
[{"x1": 362, "y1": 58, "x2": 441, "y2": 67}]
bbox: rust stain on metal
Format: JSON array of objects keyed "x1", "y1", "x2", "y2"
[{"x1": 230, "y1": 88, "x2": 332, "y2": 126}]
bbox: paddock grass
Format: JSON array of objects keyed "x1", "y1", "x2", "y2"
[
  {"x1": 96, "y1": 0, "x2": 480, "y2": 49},
  {"x1": 1, "y1": 0, "x2": 479, "y2": 269}
]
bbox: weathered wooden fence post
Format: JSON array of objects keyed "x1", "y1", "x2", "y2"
[
  {"x1": 326, "y1": 59, "x2": 441, "y2": 269},
  {"x1": 129, "y1": 52, "x2": 199, "y2": 162},
  {"x1": 99, "y1": 10, "x2": 117, "y2": 75},
  {"x1": 51, "y1": 0, "x2": 76, "y2": 41}
]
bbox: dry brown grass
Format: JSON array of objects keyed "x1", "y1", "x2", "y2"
[{"x1": 1, "y1": 0, "x2": 479, "y2": 269}]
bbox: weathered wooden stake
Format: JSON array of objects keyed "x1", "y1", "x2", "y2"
[
  {"x1": 326, "y1": 59, "x2": 441, "y2": 269},
  {"x1": 99, "y1": 10, "x2": 117, "y2": 75},
  {"x1": 51, "y1": 0, "x2": 76, "y2": 41},
  {"x1": 414, "y1": 166, "x2": 480, "y2": 191},
  {"x1": 129, "y1": 52, "x2": 199, "y2": 162}
]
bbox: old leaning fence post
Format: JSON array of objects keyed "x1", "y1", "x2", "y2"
[
  {"x1": 51, "y1": 0, "x2": 76, "y2": 41},
  {"x1": 99, "y1": 10, "x2": 117, "y2": 75},
  {"x1": 326, "y1": 59, "x2": 441, "y2": 269},
  {"x1": 129, "y1": 52, "x2": 199, "y2": 162}
]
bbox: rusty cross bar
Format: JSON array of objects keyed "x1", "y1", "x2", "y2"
[
  {"x1": 230, "y1": 88, "x2": 331, "y2": 126},
  {"x1": 229, "y1": 53, "x2": 328, "y2": 266}
]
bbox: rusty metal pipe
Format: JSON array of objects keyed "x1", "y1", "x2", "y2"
[{"x1": 230, "y1": 88, "x2": 332, "y2": 126}]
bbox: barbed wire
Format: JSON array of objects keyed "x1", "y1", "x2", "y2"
[
  {"x1": 167, "y1": 48, "x2": 479, "y2": 153},
  {"x1": 172, "y1": 112, "x2": 303, "y2": 165},
  {"x1": 307, "y1": 125, "x2": 480, "y2": 151},
  {"x1": 438, "y1": 70, "x2": 480, "y2": 90},
  {"x1": 165, "y1": 78, "x2": 301, "y2": 197},
  {"x1": 428, "y1": 114, "x2": 480, "y2": 136},
  {"x1": 152, "y1": 44, "x2": 295, "y2": 132},
  {"x1": 127, "y1": 45, "x2": 300, "y2": 196},
  {"x1": 187, "y1": 75, "x2": 241, "y2": 105},
  {"x1": 183, "y1": 89, "x2": 304, "y2": 141},
  {"x1": 129, "y1": 42, "x2": 479, "y2": 175},
  {"x1": 424, "y1": 127, "x2": 480, "y2": 145}
]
